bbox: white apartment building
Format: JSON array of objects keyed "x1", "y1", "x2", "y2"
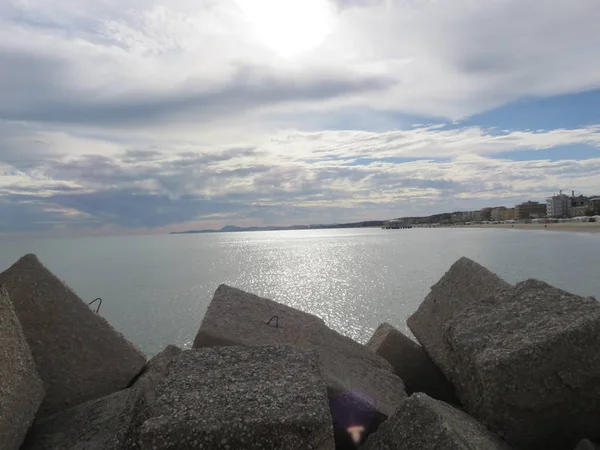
[{"x1": 546, "y1": 192, "x2": 571, "y2": 218}]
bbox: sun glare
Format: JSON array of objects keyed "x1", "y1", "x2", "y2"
[{"x1": 237, "y1": 0, "x2": 335, "y2": 57}]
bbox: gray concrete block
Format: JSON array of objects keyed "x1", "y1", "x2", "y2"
[
  {"x1": 407, "y1": 257, "x2": 510, "y2": 375},
  {"x1": 294, "y1": 323, "x2": 407, "y2": 445},
  {"x1": 140, "y1": 345, "x2": 335, "y2": 449},
  {"x1": 193, "y1": 284, "x2": 326, "y2": 348},
  {"x1": 366, "y1": 322, "x2": 459, "y2": 404},
  {"x1": 0, "y1": 254, "x2": 147, "y2": 418},
  {"x1": 445, "y1": 279, "x2": 600, "y2": 449},
  {"x1": 22, "y1": 388, "x2": 148, "y2": 450},
  {"x1": 363, "y1": 393, "x2": 511, "y2": 450},
  {"x1": 0, "y1": 286, "x2": 45, "y2": 450},
  {"x1": 132, "y1": 345, "x2": 182, "y2": 405}
]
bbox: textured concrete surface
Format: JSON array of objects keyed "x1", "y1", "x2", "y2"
[
  {"x1": 445, "y1": 279, "x2": 600, "y2": 449},
  {"x1": 407, "y1": 256, "x2": 510, "y2": 375},
  {"x1": 22, "y1": 388, "x2": 149, "y2": 450},
  {"x1": 0, "y1": 286, "x2": 45, "y2": 450},
  {"x1": 0, "y1": 254, "x2": 147, "y2": 418},
  {"x1": 294, "y1": 322, "x2": 406, "y2": 446},
  {"x1": 294, "y1": 323, "x2": 406, "y2": 416},
  {"x1": 194, "y1": 284, "x2": 326, "y2": 348},
  {"x1": 140, "y1": 345, "x2": 335, "y2": 449},
  {"x1": 363, "y1": 393, "x2": 511, "y2": 450},
  {"x1": 366, "y1": 322, "x2": 459, "y2": 404},
  {"x1": 132, "y1": 345, "x2": 182, "y2": 405}
]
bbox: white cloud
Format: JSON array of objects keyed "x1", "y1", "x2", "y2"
[
  {"x1": 259, "y1": 125, "x2": 600, "y2": 161},
  {"x1": 1, "y1": 0, "x2": 599, "y2": 125}
]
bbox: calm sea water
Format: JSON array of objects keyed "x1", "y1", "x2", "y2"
[{"x1": 1, "y1": 228, "x2": 599, "y2": 357}]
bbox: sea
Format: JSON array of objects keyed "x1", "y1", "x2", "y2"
[{"x1": 1, "y1": 228, "x2": 599, "y2": 357}]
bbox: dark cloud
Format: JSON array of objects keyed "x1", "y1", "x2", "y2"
[
  {"x1": 46, "y1": 190, "x2": 239, "y2": 228},
  {"x1": 0, "y1": 196, "x2": 97, "y2": 232},
  {"x1": 171, "y1": 147, "x2": 262, "y2": 166},
  {"x1": 0, "y1": 120, "x2": 64, "y2": 162},
  {"x1": 0, "y1": 55, "x2": 395, "y2": 127},
  {"x1": 121, "y1": 149, "x2": 162, "y2": 163}
]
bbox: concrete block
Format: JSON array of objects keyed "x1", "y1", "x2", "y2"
[
  {"x1": 22, "y1": 388, "x2": 148, "y2": 450},
  {"x1": 294, "y1": 323, "x2": 407, "y2": 446},
  {"x1": 132, "y1": 345, "x2": 182, "y2": 405},
  {"x1": 362, "y1": 393, "x2": 511, "y2": 450},
  {"x1": 366, "y1": 322, "x2": 459, "y2": 404},
  {"x1": 407, "y1": 257, "x2": 510, "y2": 375},
  {"x1": 0, "y1": 254, "x2": 147, "y2": 417},
  {"x1": 140, "y1": 345, "x2": 335, "y2": 449},
  {"x1": 193, "y1": 284, "x2": 326, "y2": 348},
  {"x1": 0, "y1": 286, "x2": 45, "y2": 450},
  {"x1": 445, "y1": 279, "x2": 600, "y2": 449}
]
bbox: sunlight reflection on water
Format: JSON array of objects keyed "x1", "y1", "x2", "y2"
[{"x1": 1, "y1": 228, "x2": 599, "y2": 356}]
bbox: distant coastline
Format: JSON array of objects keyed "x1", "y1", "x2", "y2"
[
  {"x1": 170, "y1": 221, "x2": 384, "y2": 234},
  {"x1": 171, "y1": 221, "x2": 600, "y2": 235}
]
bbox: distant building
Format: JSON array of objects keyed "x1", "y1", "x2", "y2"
[
  {"x1": 383, "y1": 219, "x2": 410, "y2": 229},
  {"x1": 571, "y1": 206, "x2": 589, "y2": 217},
  {"x1": 570, "y1": 192, "x2": 589, "y2": 208},
  {"x1": 568, "y1": 191, "x2": 590, "y2": 217},
  {"x1": 589, "y1": 197, "x2": 600, "y2": 215},
  {"x1": 490, "y1": 207, "x2": 514, "y2": 221},
  {"x1": 451, "y1": 212, "x2": 465, "y2": 223},
  {"x1": 490, "y1": 207, "x2": 507, "y2": 221},
  {"x1": 459, "y1": 210, "x2": 481, "y2": 222},
  {"x1": 547, "y1": 191, "x2": 571, "y2": 218},
  {"x1": 480, "y1": 207, "x2": 493, "y2": 221},
  {"x1": 515, "y1": 201, "x2": 547, "y2": 220}
]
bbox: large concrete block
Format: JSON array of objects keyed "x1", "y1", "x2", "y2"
[
  {"x1": 132, "y1": 345, "x2": 182, "y2": 405},
  {"x1": 407, "y1": 257, "x2": 510, "y2": 374},
  {"x1": 22, "y1": 388, "x2": 148, "y2": 450},
  {"x1": 362, "y1": 393, "x2": 511, "y2": 450},
  {"x1": 366, "y1": 322, "x2": 459, "y2": 404},
  {"x1": 0, "y1": 287, "x2": 45, "y2": 450},
  {"x1": 193, "y1": 284, "x2": 326, "y2": 348},
  {"x1": 445, "y1": 279, "x2": 600, "y2": 449},
  {"x1": 140, "y1": 345, "x2": 335, "y2": 449},
  {"x1": 0, "y1": 254, "x2": 147, "y2": 417},
  {"x1": 294, "y1": 323, "x2": 407, "y2": 446}
]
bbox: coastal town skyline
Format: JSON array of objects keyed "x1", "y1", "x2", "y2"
[
  {"x1": 171, "y1": 189, "x2": 600, "y2": 234},
  {"x1": 401, "y1": 190, "x2": 600, "y2": 226}
]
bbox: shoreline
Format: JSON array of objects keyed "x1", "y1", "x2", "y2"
[{"x1": 452, "y1": 222, "x2": 600, "y2": 234}]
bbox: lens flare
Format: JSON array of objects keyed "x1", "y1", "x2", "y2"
[{"x1": 347, "y1": 425, "x2": 366, "y2": 444}]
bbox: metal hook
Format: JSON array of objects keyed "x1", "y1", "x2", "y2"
[
  {"x1": 266, "y1": 315, "x2": 279, "y2": 328},
  {"x1": 88, "y1": 297, "x2": 102, "y2": 314}
]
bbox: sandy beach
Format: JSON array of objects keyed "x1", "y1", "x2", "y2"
[{"x1": 456, "y1": 222, "x2": 600, "y2": 234}]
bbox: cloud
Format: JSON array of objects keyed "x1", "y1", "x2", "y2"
[
  {"x1": 1, "y1": 123, "x2": 600, "y2": 232},
  {"x1": 1, "y1": 0, "x2": 599, "y2": 128},
  {"x1": 0, "y1": 60, "x2": 395, "y2": 126}
]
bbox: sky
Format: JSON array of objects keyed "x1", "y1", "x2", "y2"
[{"x1": 1, "y1": 0, "x2": 600, "y2": 234}]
